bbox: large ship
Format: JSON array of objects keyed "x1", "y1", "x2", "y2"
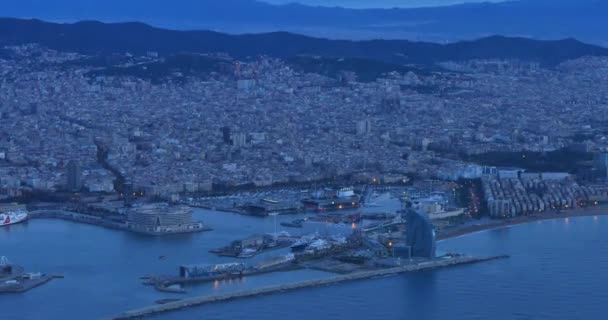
[{"x1": 0, "y1": 210, "x2": 28, "y2": 227}]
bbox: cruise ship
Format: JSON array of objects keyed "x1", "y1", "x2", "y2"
[{"x1": 0, "y1": 210, "x2": 28, "y2": 227}]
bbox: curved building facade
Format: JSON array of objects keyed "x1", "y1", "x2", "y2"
[
  {"x1": 406, "y1": 209, "x2": 436, "y2": 259},
  {"x1": 128, "y1": 204, "x2": 193, "y2": 227}
]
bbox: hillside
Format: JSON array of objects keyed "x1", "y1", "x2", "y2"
[
  {"x1": 1, "y1": 18, "x2": 607, "y2": 68},
  {"x1": 1, "y1": 0, "x2": 606, "y2": 43}
]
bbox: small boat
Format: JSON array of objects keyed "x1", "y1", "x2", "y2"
[
  {"x1": 290, "y1": 236, "x2": 316, "y2": 252},
  {"x1": 238, "y1": 248, "x2": 257, "y2": 258},
  {"x1": 281, "y1": 219, "x2": 304, "y2": 228}
]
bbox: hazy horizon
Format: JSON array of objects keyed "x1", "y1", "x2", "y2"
[{"x1": 261, "y1": 0, "x2": 507, "y2": 8}]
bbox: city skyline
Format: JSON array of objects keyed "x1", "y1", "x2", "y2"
[{"x1": 2, "y1": 2, "x2": 608, "y2": 320}]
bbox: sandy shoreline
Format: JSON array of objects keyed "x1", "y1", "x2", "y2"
[{"x1": 436, "y1": 205, "x2": 608, "y2": 241}]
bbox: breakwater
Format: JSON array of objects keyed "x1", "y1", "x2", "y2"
[{"x1": 113, "y1": 255, "x2": 508, "y2": 319}]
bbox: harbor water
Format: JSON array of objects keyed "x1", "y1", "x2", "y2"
[
  {"x1": 2, "y1": 200, "x2": 608, "y2": 319},
  {"x1": 149, "y1": 215, "x2": 608, "y2": 320}
]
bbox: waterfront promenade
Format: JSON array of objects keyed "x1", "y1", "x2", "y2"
[
  {"x1": 437, "y1": 204, "x2": 608, "y2": 241},
  {"x1": 112, "y1": 255, "x2": 508, "y2": 319}
]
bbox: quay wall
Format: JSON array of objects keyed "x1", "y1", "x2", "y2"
[{"x1": 28, "y1": 210, "x2": 211, "y2": 235}]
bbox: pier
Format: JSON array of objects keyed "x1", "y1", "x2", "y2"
[
  {"x1": 0, "y1": 274, "x2": 63, "y2": 293},
  {"x1": 145, "y1": 262, "x2": 302, "y2": 293},
  {"x1": 113, "y1": 255, "x2": 508, "y2": 319},
  {"x1": 0, "y1": 257, "x2": 62, "y2": 294}
]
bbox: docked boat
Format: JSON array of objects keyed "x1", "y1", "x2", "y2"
[
  {"x1": 238, "y1": 248, "x2": 257, "y2": 258},
  {"x1": 290, "y1": 233, "x2": 322, "y2": 252},
  {"x1": 0, "y1": 210, "x2": 28, "y2": 227},
  {"x1": 281, "y1": 219, "x2": 305, "y2": 228},
  {"x1": 305, "y1": 239, "x2": 331, "y2": 253},
  {"x1": 290, "y1": 238, "x2": 312, "y2": 252}
]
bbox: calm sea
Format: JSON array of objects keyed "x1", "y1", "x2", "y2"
[{"x1": 2, "y1": 208, "x2": 608, "y2": 320}]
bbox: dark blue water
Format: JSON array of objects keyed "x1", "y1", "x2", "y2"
[
  {"x1": 2, "y1": 211, "x2": 608, "y2": 320},
  {"x1": 0, "y1": 209, "x2": 351, "y2": 320},
  {"x1": 152, "y1": 216, "x2": 608, "y2": 320}
]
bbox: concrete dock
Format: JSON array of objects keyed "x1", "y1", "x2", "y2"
[
  {"x1": 146, "y1": 264, "x2": 302, "y2": 293},
  {"x1": 0, "y1": 275, "x2": 61, "y2": 293},
  {"x1": 0, "y1": 262, "x2": 62, "y2": 294},
  {"x1": 113, "y1": 255, "x2": 508, "y2": 319}
]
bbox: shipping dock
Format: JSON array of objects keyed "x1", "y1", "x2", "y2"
[{"x1": 0, "y1": 257, "x2": 61, "y2": 294}]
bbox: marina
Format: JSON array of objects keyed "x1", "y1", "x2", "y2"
[
  {"x1": 2, "y1": 204, "x2": 608, "y2": 320},
  {"x1": 137, "y1": 205, "x2": 453, "y2": 306},
  {"x1": 3, "y1": 188, "x2": 602, "y2": 320},
  {"x1": 209, "y1": 233, "x2": 296, "y2": 258}
]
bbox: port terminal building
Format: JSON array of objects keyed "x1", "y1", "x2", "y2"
[{"x1": 127, "y1": 203, "x2": 204, "y2": 234}]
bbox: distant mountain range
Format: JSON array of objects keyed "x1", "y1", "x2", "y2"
[
  {"x1": 1, "y1": 18, "x2": 607, "y2": 70},
  {"x1": 1, "y1": 0, "x2": 607, "y2": 44}
]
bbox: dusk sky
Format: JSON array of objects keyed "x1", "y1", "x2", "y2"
[{"x1": 262, "y1": 0, "x2": 506, "y2": 8}]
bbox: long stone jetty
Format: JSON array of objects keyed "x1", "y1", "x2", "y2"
[{"x1": 113, "y1": 255, "x2": 508, "y2": 319}]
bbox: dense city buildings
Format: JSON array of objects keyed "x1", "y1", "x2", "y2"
[
  {"x1": 65, "y1": 160, "x2": 82, "y2": 192},
  {"x1": 482, "y1": 171, "x2": 608, "y2": 218},
  {"x1": 2, "y1": 44, "x2": 608, "y2": 206},
  {"x1": 4, "y1": 3, "x2": 608, "y2": 319}
]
